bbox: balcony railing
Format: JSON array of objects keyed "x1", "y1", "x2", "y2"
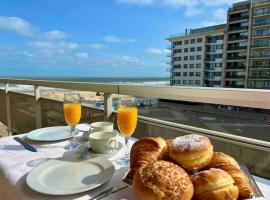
[
  {"x1": 226, "y1": 65, "x2": 246, "y2": 69},
  {"x1": 229, "y1": 16, "x2": 249, "y2": 22},
  {"x1": 228, "y1": 26, "x2": 249, "y2": 32},
  {"x1": 228, "y1": 35, "x2": 248, "y2": 41},
  {"x1": 226, "y1": 75, "x2": 245, "y2": 79},
  {"x1": 227, "y1": 56, "x2": 247, "y2": 60},
  {"x1": 254, "y1": 21, "x2": 270, "y2": 27},
  {"x1": 0, "y1": 78, "x2": 270, "y2": 178},
  {"x1": 227, "y1": 46, "x2": 247, "y2": 50}
]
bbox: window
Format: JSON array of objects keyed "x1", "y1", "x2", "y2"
[
  {"x1": 184, "y1": 48, "x2": 189, "y2": 52},
  {"x1": 189, "y1": 80, "x2": 194, "y2": 84},
  {"x1": 173, "y1": 49, "x2": 182, "y2": 53},
  {"x1": 183, "y1": 72, "x2": 187, "y2": 76},
  {"x1": 174, "y1": 57, "x2": 181, "y2": 61},
  {"x1": 190, "y1": 64, "x2": 194, "y2": 68},
  {"x1": 197, "y1": 46, "x2": 202, "y2": 51},
  {"x1": 173, "y1": 64, "x2": 181, "y2": 69},
  {"x1": 184, "y1": 56, "x2": 188, "y2": 60},
  {"x1": 196, "y1": 63, "x2": 201, "y2": 68},
  {"x1": 173, "y1": 41, "x2": 182, "y2": 47},
  {"x1": 184, "y1": 40, "x2": 189, "y2": 44},
  {"x1": 197, "y1": 38, "x2": 202, "y2": 43},
  {"x1": 195, "y1": 80, "x2": 201, "y2": 85},
  {"x1": 191, "y1": 39, "x2": 196, "y2": 44},
  {"x1": 183, "y1": 80, "x2": 187, "y2": 84},
  {"x1": 196, "y1": 72, "x2": 201, "y2": 76},
  {"x1": 190, "y1": 56, "x2": 195, "y2": 60},
  {"x1": 184, "y1": 64, "x2": 188, "y2": 68},
  {"x1": 190, "y1": 47, "x2": 195, "y2": 52},
  {"x1": 173, "y1": 72, "x2": 181, "y2": 76},
  {"x1": 189, "y1": 72, "x2": 194, "y2": 76},
  {"x1": 196, "y1": 55, "x2": 202, "y2": 60}
]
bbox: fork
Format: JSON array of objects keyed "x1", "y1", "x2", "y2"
[{"x1": 88, "y1": 172, "x2": 132, "y2": 200}]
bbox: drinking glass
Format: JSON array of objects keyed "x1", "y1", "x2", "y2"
[
  {"x1": 63, "y1": 93, "x2": 81, "y2": 150},
  {"x1": 117, "y1": 97, "x2": 137, "y2": 165}
]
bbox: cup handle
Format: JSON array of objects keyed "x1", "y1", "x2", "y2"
[{"x1": 108, "y1": 139, "x2": 117, "y2": 149}]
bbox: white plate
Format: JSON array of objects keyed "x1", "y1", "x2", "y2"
[
  {"x1": 26, "y1": 126, "x2": 74, "y2": 141},
  {"x1": 26, "y1": 157, "x2": 115, "y2": 195}
]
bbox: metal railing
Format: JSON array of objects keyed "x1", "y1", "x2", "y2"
[{"x1": 1, "y1": 78, "x2": 270, "y2": 150}]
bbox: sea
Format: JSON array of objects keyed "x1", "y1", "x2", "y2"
[{"x1": 1, "y1": 76, "x2": 170, "y2": 92}]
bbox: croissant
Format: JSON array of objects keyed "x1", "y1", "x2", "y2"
[
  {"x1": 207, "y1": 152, "x2": 252, "y2": 199},
  {"x1": 129, "y1": 137, "x2": 167, "y2": 179}
]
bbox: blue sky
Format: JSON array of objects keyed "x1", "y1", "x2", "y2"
[{"x1": 0, "y1": 0, "x2": 241, "y2": 77}]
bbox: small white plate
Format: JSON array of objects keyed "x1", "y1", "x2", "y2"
[
  {"x1": 26, "y1": 126, "x2": 75, "y2": 142},
  {"x1": 26, "y1": 157, "x2": 115, "y2": 195}
]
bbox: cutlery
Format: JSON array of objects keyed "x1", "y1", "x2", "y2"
[
  {"x1": 13, "y1": 137, "x2": 37, "y2": 152},
  {"x1": 88, "y1": 172, "x2": 131, "y2": 200}
]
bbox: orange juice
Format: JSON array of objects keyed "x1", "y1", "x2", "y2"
[
  {"x1": 64, "y1": 103, "x2": 81, "y2": 126},
  {"x1": 117, "y1": 107, "x2": 137, "y2": 137}
]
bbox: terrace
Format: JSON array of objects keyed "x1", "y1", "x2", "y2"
[{"x1": 0, "y1": 77, "x2": 269, "y2": 179}]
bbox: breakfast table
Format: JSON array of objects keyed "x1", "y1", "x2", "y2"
[{"x1": 0, "y1": 124, "x2": 269, "y2": 200}]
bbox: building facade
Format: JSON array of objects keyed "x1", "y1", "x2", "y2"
[
  {"x1": 168, "y1": 0, "x2": 270, "y2": 89},
  {"x1": 168, "y1": 25, "x2": 225, "y2": 87}
]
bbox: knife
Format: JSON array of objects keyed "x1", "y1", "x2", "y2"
[{"x1": 13, "y1": 137, "x2": 37, "y2": 152}]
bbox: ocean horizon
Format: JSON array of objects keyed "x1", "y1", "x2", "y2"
[{"x1": 2, "y1": 76, "x2": 170, "y2": 85}]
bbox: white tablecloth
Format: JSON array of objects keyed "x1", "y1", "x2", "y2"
[{"x1": 0, "y1": 125, "x2": 269, "y2": 200}]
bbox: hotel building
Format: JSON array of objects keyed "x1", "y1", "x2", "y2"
[
  {"x1": 168, "y1": 0, "x2": 270, "y2": 89},
  {"x1": 168, "y1": 25, "x2": 225, "y2": 87}
]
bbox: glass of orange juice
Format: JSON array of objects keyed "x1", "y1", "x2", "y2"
[
  {"x1": 117, "y1": 97, "x2": 137, "y2": 164},
  {"x1": 63, "y1": 93, "x2": 81, "y2": 150}
]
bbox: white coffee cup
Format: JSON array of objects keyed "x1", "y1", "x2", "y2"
[
  {"x1": 90, "y1": 122, "x2": 113, "y2": 133},
  {"x1": 89, "y1": 131, "x2": 118, "y2": 153}
]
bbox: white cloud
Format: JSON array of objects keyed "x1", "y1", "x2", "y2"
[
  {"x1": 87, "y1": 43, "x2": 105, "y2": 49},
  {"x1": 117, "y1": 0, "x2": 155, "y2": 5},
  {"x1": 30, "y1": 41, "x2": 79, "y2": 50},
  {"x1": 23, "y1": 51, "x2": 34, "y2": 57},
  {"x1": 146, "y1": 47, "x2": 168, "y2": 55},
  {"x1": 42, "y1": 30, "x2": 67, "y2": 40},
  {"x1": 117, "y1": 0, "x2": 244, "y2": 17},
  {"x1": 104, "y1": 35, "x2": 122, "y2": 43},
  {"x1": 76, "y1": 52, "x2": 89, "y2": 59},
  {"x1": 200, "y1": 20, "x2": 223, "y2": 27},
  {"x1": 104, "y1": 35, "x2": 136, "y2": 43},
  {"x1": 214, "y1": 8, "x2": 227, "y2": 20},
  {"x1": 0, "y1": 16, "x2": 34, "y2": 36}
]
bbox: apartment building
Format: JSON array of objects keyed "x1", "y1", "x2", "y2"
[
  {"x1": 249, "y1": 0, "x2": 270, "y2": 88},
  {"x1": 168, "y1": 0, "x2": 270, "y2": 89},
  {"x1": 167, "y1": 25, "x2": 225, "y2": 87}
]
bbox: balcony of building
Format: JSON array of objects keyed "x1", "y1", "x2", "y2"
[
  {"x1": 251, "y1": 60, "x2": 270, "y2": 69},
  {"x1": 253, "y1": 18, "x2": 270, "y2": 28},
  {"x1": 253, "y1": 0, "x2": 270, "y2": 8},
  {"x1": 229, "y1": 4, "x2": 249, "y2": 15},
  {"x1": 0, "y1": 78, "x2": 270, "y2": 181},
  {"x1": 229, "y1": 12, "x2": 249, "y2": 24},
  {"x1": 226, "y1": 71, "x2": 246, "y2": 79},
  {"x1": 224, "y1": 80, "x2": 245, "y2": 88},
  {"x1": 251, "y1": 50, "x2": 270, "y2": 59},
  {"x1": 228, "y1": 25, "x2": 249, "y2": 33},
  {"x1": 227, "y1": 45, "x2": 247, "y2": 52},
  {"x1": 227, "y1": 52, "x2": 247, "y2": 61},
  {"x1": 228, "y1": 34, "x2": 248, "y2": 42}
]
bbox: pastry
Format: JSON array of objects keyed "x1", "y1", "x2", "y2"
[
  {"x1": 208, "y1": 152, "x2": 252, "y2": 199},
  {"x1": 129, "y1": 137, "x2": 167, "y2": 179},
  {"x1": 168, "y1": 134, "x2": 214, "y2": 171},
  {"x1": 133, "y1": 160, "x2": 194, "y2": 200},
  {"x1": 192, "y1": 168, "x2": 239, "y2": 200}
]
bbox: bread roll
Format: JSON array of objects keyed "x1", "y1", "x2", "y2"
[
  {"x1": 208, "y1": 152, "x2": 252, "y2": 199},
  {"x1": 168, "y1": 134, "x2": 214, "y2": 171},
  {"x1": 130, "y1": 137, "x2": 167, "y2": 179},
  {"x1": 133, "y1": 160, "x2": 194, "y2": 200},
  {"x1": 192, "y1": 168, "x2": 239, "y2": 200},
  {"x1": 207, "y1": 152, "x2": 240, "y2": 170}
]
